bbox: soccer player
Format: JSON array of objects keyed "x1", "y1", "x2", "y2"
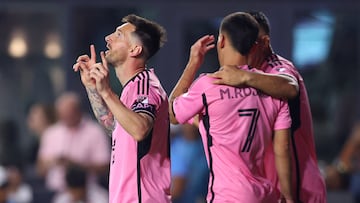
[
  {"x1": 169, "y1": 12, "x2": 294, "y2": 203},
  {"x1": 73, "y1": 14, "x2": 171, "y2": 203},
  {"x1": 208, "y1": 11, "x2": 327, "y2": 203}
]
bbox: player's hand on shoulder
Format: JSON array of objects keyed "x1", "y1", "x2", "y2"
[{"x1": 209, "y1": 65, "x2": 248, "y2": 87}]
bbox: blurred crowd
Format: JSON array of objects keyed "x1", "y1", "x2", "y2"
[
  {"x1": 324, "y1": 121, "x2": 360, "y2": 202},
  {"x1": 0, "y1": 91, "x2": 360, "y2": 202},
  {"x1": 0, "y1": 91, "x2": 211, "y2": 203},
  {"x1": 0, "y1": 91, "x2": 111, "y2": 203},
  {"x1": 1, "y1": 90, "x2": 360, "y2": 203}
]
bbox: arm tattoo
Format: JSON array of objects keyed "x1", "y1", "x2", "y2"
[{"x1": 86, "y1": 88, "x2": 115, "y2": 135}]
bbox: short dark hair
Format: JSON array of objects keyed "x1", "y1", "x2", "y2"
[
  {"x1": 122, "y1": 14, "x2": 167, "y2": 60},
  {"x1": 247, "y1": 11, "x2": 271, "y2": 35},
  {"x1": 220, "y1": 12, "x2": 259, "y2": 55}
]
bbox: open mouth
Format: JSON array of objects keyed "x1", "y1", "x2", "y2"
[{"x1": 105, "y1": 44, "x2": 110, "y2": 54}]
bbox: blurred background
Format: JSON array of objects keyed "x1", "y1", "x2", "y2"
[{"x1": 0, "y1": 0, "x2": 359, "y2": 202}]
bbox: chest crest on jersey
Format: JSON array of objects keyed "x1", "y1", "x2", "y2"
[{"x1": 136, "y1": 95, "x2": 149, "y2": 104}]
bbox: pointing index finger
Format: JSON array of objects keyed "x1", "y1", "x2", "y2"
[
  {"x1": 90, "y1": 44, "x2": 96, "y2": 62},
  {"x1": 100, "y1": 51, "x2": 108, "y2": 71}
]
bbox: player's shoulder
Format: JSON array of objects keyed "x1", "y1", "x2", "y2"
[
  {"x1": 185, "y1": 73, "x2": 215, "y2": 93},
  {"x1": 125, "y1": 69, "x2": 153, "y2": 85},
  {"x1": 266, "y1": 54, "x2": 301, "y2": 78},
  {"x1": 124, "y1": 69, "x2": 157, "y2": 96},
  {"x1": 195, "y1": 73, "x2": 215, "y2": 84},
  {"x1": 266, "y1": 54, "x2": 295, "y2": 69}
]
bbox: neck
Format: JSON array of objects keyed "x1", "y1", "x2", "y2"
[
  {"x1": 220, "y1": 51, "x2": 248, "y2": 68},
  {"x1": 114, "y1": 59, "x2": 146, "y2": 86},
  {"x1": 261, "y1": 46, "x2": 273, "y2": 63},
  {"x1": 250, "y1": 46, "x2": 273, "y2": 70}
]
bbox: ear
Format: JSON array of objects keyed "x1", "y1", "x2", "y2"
[
  {"x1": 261, "y1": 35, "x2": 270, "y2": 47},
  {"x1": 129, "y1": 45, "x2": 143, "y2": 57},
  {"x1": 218, "y1": 34, "x2": 225, "y2": 49}
]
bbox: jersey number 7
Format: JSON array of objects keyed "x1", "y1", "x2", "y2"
[{"x1": 238, "y1": 108, "x2": 260, "y2": 152}]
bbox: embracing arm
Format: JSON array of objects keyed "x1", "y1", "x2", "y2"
[
  {"x1": 245, "y1": 72, "x2": 298, "y2": 99},
  {"x1": 273, "y1": 128, "x2": 294, "y2": 202},
  {"x1": 209, "y1": 66, "x2": 298, "y2": 100}
]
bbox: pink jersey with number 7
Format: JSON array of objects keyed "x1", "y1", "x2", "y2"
[{"x1": 173, "y1": 65, "x2": 292, "y2": 203}]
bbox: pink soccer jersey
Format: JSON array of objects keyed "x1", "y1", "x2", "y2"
[
  {"x1": 262, "y1": 54, "x2": 327, "y2": 203},
  {"x1": 110, "y1": 69, "x2": 171, "y2": 203},
  {"x1": 173, "y1": 65, "x2": 292, "y2": 203}
]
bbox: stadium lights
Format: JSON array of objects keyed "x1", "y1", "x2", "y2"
[
  {"x1": 44, "y1": 33, "x2": 62, "y2": 59},
  {"x1": 8, "y1": 30, "x2": 28, "y2": 58}
]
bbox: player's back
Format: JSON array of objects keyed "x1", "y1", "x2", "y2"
[{"x1": 196, "y1": 66, "x2": 291, "y2": 202}]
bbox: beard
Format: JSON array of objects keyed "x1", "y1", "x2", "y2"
[
  {"x1": 105, "y1": 52, "x2": 114, "y2": 65},
  {"x1": 105, "y1": 50, "x2": 126, "y2": 66}
]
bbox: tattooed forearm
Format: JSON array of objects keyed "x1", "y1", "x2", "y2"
[{"x1": 86, "y1": 88, "x2": 115, "y2": 134}]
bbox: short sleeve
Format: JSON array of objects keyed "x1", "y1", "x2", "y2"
[
  {"x1": 274, "y1": 100, "x2": 292, "y2": 130},
  {"x1": 173, "y1": 76, "x2": 208, "y2": 124},
  {"x1": 267, "y1": 65, "x2": 299, "y2": 86},
  {"x1": 127, "y1": 82, "x2": 162, "y2": 120}
]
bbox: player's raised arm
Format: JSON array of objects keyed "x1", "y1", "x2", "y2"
[
  {"x1": 169, "y1": 35, "x2": 215, "y2": 124},
  {"x1": 74, "y1": 45, "x2": 114, "y2": 134},
  {"x1": 90, "y1": 51, "x2": 153, "y2": 141}
]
